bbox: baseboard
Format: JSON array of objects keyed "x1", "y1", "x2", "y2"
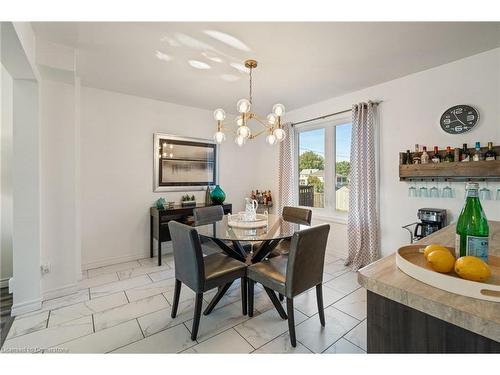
[
  {"x1": 0, "y1": 277, "x2": 11, "y2": 289},
  {"x1": 42, "y1": 283, "x2": 79, "y2": 301},
  {"x1": 82, "y1": 245, "x2": 173, "y2": 270},
  {"x1": 11, "y1": 297, "x2": 42, "y2": 316}
]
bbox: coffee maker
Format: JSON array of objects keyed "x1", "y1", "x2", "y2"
[{"x1": 402, "y1": 208, "x2": 447, "y2": 243}]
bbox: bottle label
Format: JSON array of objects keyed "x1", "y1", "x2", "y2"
[
  {"x1": 485, "y1": 156, "x2": 495, "y2": 161},
  {"x1": 466, "y1": 236, "x2": 489, "y2": 262},
  {"x1": 454, "y1": 234, "x2": 461, "y2": 258},
  {"x1": 466, "y1": 189, "x2": 478, "y2": 198}
]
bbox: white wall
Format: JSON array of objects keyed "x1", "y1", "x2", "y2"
[
  {"x1": 285, "y1": 48, "x2": 500, "y2": 258},
  {"x1": 80, "y1": 86, "x2": 275, "y2": 269},
  {"x1": 40, "y1": 79, "x2": 80, "y2": 298},
  {"x1": 1, "y1": 64, "x2": 14, "y2": 288}
]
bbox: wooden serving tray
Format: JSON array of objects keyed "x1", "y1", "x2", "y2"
[{"x1": 396, "y1": 245, "x2": 500, "y2": 302}]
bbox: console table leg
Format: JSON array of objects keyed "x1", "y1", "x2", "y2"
[{"x1": 158, "y1": 240, "x2": 162, "y2": 266}]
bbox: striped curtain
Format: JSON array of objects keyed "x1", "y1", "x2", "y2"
[
  {"x1": 345, "y1": 102, "x2": 379, "y2": 270},
  {"x1": 277, "y1": 123, "x2": 297, "y2": 214}
]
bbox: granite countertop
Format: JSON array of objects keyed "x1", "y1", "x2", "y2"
[{"x1": 358, "y1": 220, "x2": 500, "y2": 342}]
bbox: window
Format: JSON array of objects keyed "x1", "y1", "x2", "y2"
[{"x1": 297, "y1": 117, "x2": 351, "y2": 215}]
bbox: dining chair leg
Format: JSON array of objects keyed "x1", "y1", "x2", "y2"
[
  {"x1": 191, "y1": 293, "x2": 203, "y2": 341},
  {"x1": 279, "y1": 293, "x2": 284, "y2": 301},
  {"x1": 286, "y1": 298, "x2": 297, "y2": 347},
  {"x1": 316, "y1": 284, "x2": 325, "y2": 327},
  {"x1": 248, "y1": 279, "x2": 254, "y2": 317},
  {"x1": 203, "y1": 282, "x2": 233, "y2": 315},
  {"x1": 264, "y1": 287, "x2": 288, "y2": 320},
  {"x1": 241, "y1": 277, "x2": 248, "y2": 316},
  {"x1": 171, "y1": 279, "x2": 182, "y2": 318}
]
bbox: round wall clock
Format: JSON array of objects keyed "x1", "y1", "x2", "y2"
[{"x1": 440, "y1": 105, "x2": 479, "y2": 134}]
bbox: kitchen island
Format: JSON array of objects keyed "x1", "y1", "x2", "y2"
[{"x1": 358, "y1": 221, "x2": 500, "y2": 353}]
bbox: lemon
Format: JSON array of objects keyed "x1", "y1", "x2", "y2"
[
  {"x1": 427, "y1": 250, "x2": 455, "y2": 273},
  {"x1": 423, "y1": 244, "x2": 452, "y2": 260},
  {"x1": 454, "y1": 256, "x2": 491, "y2": 282}
]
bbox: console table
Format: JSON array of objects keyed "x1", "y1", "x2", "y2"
[{"x1": 150, "y1": 203, "x2": 232, "y2": 266}]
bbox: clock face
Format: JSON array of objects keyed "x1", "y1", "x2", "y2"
[{"x1": 440, "y1": 105, "x2": 479, "y2": 134}]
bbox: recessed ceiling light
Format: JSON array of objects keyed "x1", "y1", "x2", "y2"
[
  {"x1": 155, "y1": 50, "x2": 172, "y2": 62},
  {"x1": 220, "y1": 74, "x2": 240, "y2": 82},
  {"x1": 203, "y1": 30, "x2": 251, "y2": 52},
  {"x1": 188, "y1": 60, "x2": 211, "y2": 70},
  {"x1": 175, "y1": 33, "x2": 213, "y2": 50},
  {"x1": 160, "y1": 35, "x2": 181, "y2": 47},
  {"x1": 202, "y1": 51, "x2": 223, "y2": 63},
  {"x1": 230, "y1": 62, "x2": 248, "y2": 73}
]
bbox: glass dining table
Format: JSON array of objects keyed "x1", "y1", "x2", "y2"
[{"x1": 194, "y1": 213, "x2": 311, "y2": 317}]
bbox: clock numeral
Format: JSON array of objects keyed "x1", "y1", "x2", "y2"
[
  {"x1": 454, "y1": 108, "x2": 463, "y2": 115},
  {"x1": 443, "y1": 119, "x2": 451, "y2": 125},
  {"x1": 454, "y1": 126, "x2": 463, "y2": 132},
  {"x1": 466, "y1": 115, "x2": 474, "y2": 121}
]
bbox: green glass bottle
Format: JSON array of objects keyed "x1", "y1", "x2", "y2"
[{"x1": 455, "y1": 182, "x2": 489, "y2": 262}]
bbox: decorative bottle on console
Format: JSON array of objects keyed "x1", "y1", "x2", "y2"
[
  {"x1": 431, "y1": 146, "x2": 441, "y2": 163},
  {"x1": 421, "y1": 146, "x2": 430, "y2": 164},
  {"x1": 484, "y1": 142, "x2": 497, "y2": 161},
  {"x1": 472, "y1": 142, "x2": 482, "y2": 161}
]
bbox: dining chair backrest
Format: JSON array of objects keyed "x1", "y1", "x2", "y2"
[
  {"x1": 282, "y1": 206, "x2": 312, "y2": 225},
  {"x1": 168, "y1": 221, "x2": 205, "y2": 292},
  {"x1": 193, "y1": 205, "x2": 224, "y2": 226},
  {"x1": 285, "y1": 224, "x2": 330, "y2": 297}
]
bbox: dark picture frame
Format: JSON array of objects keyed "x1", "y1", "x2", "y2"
[{"x1": 153, "y1": 133, "x2": 218, "y2": 192}]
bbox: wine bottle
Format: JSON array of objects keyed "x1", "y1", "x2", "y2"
[
  {"x1": 431, "y1": 146, "x2": 441, "y2": 163},
  {"x1": 443, "y1": 146, "x2": 454, "y2": 162},
  {"x1": 484, "y1": 142, "x2": 497, "y2": 161},
  {"x1": 472, "y1": 142, "x2": 482, "y2": 161},
  {"x1": 405, "y1": 150, "x2": 412, "y2": 165},
  {"x1": 421, "y1": 146, "x2": 430, "y2": 164},
  {"x1": 455, "y1": 182, "x2": 489, "y2": 262},
  {"x1": 460, "y1": 143, "x2": 470, "y2": 162}
]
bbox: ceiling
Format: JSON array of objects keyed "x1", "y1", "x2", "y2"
[{"x1": 32, "y1": 22, "x2": 500, "y2": 113}]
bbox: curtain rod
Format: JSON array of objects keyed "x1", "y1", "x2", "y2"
[{"x1": 291, "y1": 100, "x2": 382, "y2": 127}]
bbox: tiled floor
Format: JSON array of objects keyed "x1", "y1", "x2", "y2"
[{"x1": 1, "y1": 252, "x2": 367, "y2": 354}]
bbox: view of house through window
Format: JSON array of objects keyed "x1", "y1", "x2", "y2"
[{"x1": 298, "y1": 121, "x2": 351, "y2": 212}]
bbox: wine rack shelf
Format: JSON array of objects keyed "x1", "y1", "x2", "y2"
[{"x1": 399, "y1": 160, "x2": 500, "y2": 181}]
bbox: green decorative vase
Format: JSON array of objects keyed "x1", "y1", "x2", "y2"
[{"x1": 210, "y1": 185, "x2": 226, "y2": 205}]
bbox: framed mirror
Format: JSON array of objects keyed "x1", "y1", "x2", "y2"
[{"x1": 153, "y1": 133, "x2": 218, "y2": 192}]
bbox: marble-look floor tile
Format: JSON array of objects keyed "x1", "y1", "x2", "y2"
[
  {"x1": 252, "y1": 288, "x2": 282, "y2": 314},
  {"x1": 333, "y1": 288, "x2": 367, "y2": 320},
  {"x1": 185, "y1": 301, "x2": 249, "y2": 343},
  {"x1": 138, "y1": 297, "x2": 203, "y2": 337},
  {"x1": 111, "y1": 323, "x2": 195, "y2": 353},
  {"x1": 183, "y1": 329, "x2": 253, "y2": 354},
  {"x1": 324, "y1": 271, "x2": 360, "y2": 295},
  {"x1": 87, "y1": 260, "x2": 141, "y2": 278},
  {"x1": 162, "y1": 279, "x2": 196, "y2": 304},
  {"x1": 1, "y1": 316, "x2": 93, "y2": 352},
  {"x1": 41, "y1": 290, "x2": 90, "y2": 311},
  {"x1": 324, "y1": 254, "x2": 342, "y2": 264},
  {"x1": 125, "y1": 279, "x2": 174, "y2": 302},
  {"x1": 93, "y1": 294, "x2": 168, "y2": 331},
  {"x1": 294, "y1": 306, "x2": 359, "y2": 353},
  {"x1": 344, "y1": 319, "x2": 367, "y2": 351},
  {"x1": 323, "y1": 338, "x2": 365, "y2": 354},
  {"x1": 203, "y1": 281, "x2": 244, "y2": 312},
  {"x1": 48, "y1": 292, "x2": 128, "y2": 327},
  {"x1": 253, "y1": 332, "x2": 312, "y2": 354},
  {"x1": 50, "y1": 319, "x2": 143, "y2": 353},
  {"x1": 234, "y1": 307, "x2": 307, "y2": 349},
  {"x1": 90, "y1": 275, "x2": 151, "y2": 299},
  {"x1": 117, "y1": 264, "x2": 170, "y2": 280},
  {"x1": 293, "y1": 286, "x2": 345, "y2": 317},
  {"x1": 323, "y1": 260, "x2": 350, "y2": 279},
  {"x1": 78, "y1": 272, "x2": 119, "y2": 289},
  {"x1": 147, "y1": 268, "x2": 176, "y2": 283},
  {"x1": 6, "y1": 311, "x2": 49, "y2": 339}
]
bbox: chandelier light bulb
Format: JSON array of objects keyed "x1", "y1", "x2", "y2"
[
  {"x1": 235, "y1": 135, "x2": 245, "y2": 147},
  {"x1": 267, "y1": 113, "x2": 277, "y2": 125},
  {"x1": 237, "y1": 98, "x2": 251, "y2": 113},
  {"x1": 235, "y1": 115, "x2": 244, "y2": 126},
  {"x1": 266, "y1": 134, "x2": 277, "y2": 145},
  {"x1": 273, "y1": 127, "x2": 286, "y2": 141},
  {"x1": 213, "y1": 108, "x2": 226, "y2": 121},
  {"x1": 213, "y1": 131, "x2": 226, "y2": 144},
  {"x1": 237, "y1": 125, "x2": 251, "y2": 139},
  {"x1": 272, "y1": 103, "x2": 285, "y2": 117}
]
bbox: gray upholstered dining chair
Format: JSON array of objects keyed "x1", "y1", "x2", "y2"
[
  {"x1": 271, "y1": 206, "x2": 313, "y2": 257},
  {"x1": 247, "y1": 224, "x2": 330, "y2": 347},
  {"x1": 193, "y1": 206, "x2": 225, "y2": 255},
  {"x1": 168, "y1": 221, "x2": 248, "y2": 341}
]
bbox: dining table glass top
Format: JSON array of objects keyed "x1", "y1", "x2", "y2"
[{"x1": 194, "y1": 213, "x2": 311, "y2": 242}]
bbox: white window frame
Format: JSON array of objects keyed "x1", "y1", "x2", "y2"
[{"x1": 294, "y1": 113, "x2": 352, "y2": 222}]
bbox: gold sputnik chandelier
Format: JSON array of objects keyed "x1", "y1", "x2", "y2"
[{"x1": 213, "y1": 59, "x2": 286, "y2": 146}]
